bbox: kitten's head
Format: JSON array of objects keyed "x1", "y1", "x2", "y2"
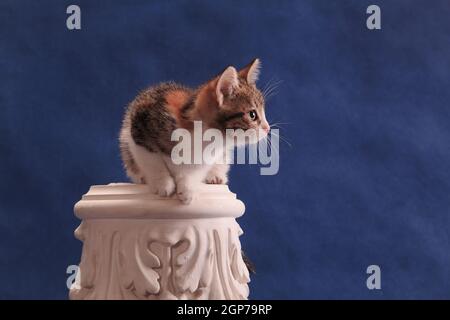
[{"x1": 196, "y1": 59, "x2": 270, "y2": 144}]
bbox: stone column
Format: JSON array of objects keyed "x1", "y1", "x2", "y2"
[{"x1": 69, "y1": 183, "x2": 249, "y2": 300}]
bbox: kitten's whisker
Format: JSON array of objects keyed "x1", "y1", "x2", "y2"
[
  {"x1": 262, "y1": 78, "x2": 283, "y2": 100},
  {"x1": 270, "y1": 122, "x2": 291, "y2": 126},
  {"x1": 270, "y1": 131, "x2": 292, "y2": 148},
  {"x1": 264, "y1": 78, "x2": 283, "y2": 92},
  {"x1": 270, "y1": 124, "x2": 287, "y2": 130},
  {"x1": 264, "y1": 79, "x2": 283, "y2": 93},
  {"x1": 262, "y1": 81, "x2": 271, "y2": 95},
  {"x1": 265, "y1": 80, "x2": 283, "y2": 93},
  {"x1": 270, "y1": 131, "x2": 288, "y2": 140},
  {"x1": 264, "y1": 91, "x2": 279, "y2": 101},
  {"x1": 263, "y1": 83, "x2": 282, "y2": 100},
  {"x1": 274, "y1": 136, "x2": 291, "y2": 148},
  {"x1": 269, "y1": 121, "x2": 291, "y2": 131},
  {"x1": 264, "y1": 87, "x2": 282, "y2": 101},
  {"x1": 262, "y1": 77, "x2": 278, "y2": 95},
  {"x1": 262, "y1": 80, "x2": 274, "y2": 98}
]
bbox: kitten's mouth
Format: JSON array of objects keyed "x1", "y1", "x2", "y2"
[{"x1": 223, "y1": 128, "x2": 268, "y2": 146}]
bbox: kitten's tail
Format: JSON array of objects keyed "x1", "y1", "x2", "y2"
[{"x1": 241, "y1": 250, "x2": 256, "y2": 274}]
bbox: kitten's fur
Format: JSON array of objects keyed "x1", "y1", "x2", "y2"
[{"x1": 120, "y1": 59, "x2": 270, "y2": 204}]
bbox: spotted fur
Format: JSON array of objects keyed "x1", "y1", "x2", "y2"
[{"x1": 119, "y1": 59, "x2": 270, "y2": 204}]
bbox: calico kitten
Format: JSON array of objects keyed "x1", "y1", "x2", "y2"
[{"x1": 120, "y1": 59, "x2": 270, "y2": 204}]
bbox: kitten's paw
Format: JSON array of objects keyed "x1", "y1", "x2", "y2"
[
  {"x1": 205, "y1": 172, "x2": 228, "y2": 185},
  {"x1": 177, "y1": 192, "x2": 193, "y2": 204},
  {"x1": 148, "y1": 176, "x2": 176, "y2": 197},
  {"x1": 156, "y1": 177, "x2": 176, "y2": 197},
  {"x1": 176, "y1": 183, "x2": 194, "y2": 204}
]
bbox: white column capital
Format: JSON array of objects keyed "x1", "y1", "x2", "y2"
[{"x1": 70, "y1": 183, "x2": 250, "y2": 300}]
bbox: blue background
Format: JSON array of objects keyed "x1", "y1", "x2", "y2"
[{"x1": 1, "y1": 0, "x2": 449, "y2": 299}]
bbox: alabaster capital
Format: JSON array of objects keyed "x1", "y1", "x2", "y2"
[{"x1": 70, "y1": 183, "x2": 249, "y2": 300}]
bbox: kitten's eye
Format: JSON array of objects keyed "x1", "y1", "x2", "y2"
[{"x1": 249, "y1": 110, "x2": 257, "y2": 121}]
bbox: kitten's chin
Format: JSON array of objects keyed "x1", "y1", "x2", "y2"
[{"x1": 257, "y1": 129, "x2": 269, "y2": 141}]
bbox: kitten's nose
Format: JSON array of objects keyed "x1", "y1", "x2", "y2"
[{"x1": 262, "y1": 123, "x2": 270, "y2": 133}]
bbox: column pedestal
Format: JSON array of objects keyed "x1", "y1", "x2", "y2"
[{"x1": 69, "y1": 183, "x2": 249, "y2": 300}]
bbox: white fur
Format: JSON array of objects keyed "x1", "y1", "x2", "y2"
[
  {"x1": 121, "y1": 127, "x2": 229, "y2": 204},
  {"x1": 205, "y1": 163, "x2": 229, "y2": 184}
]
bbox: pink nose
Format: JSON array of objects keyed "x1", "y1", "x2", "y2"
[{"x1": 262, "y1": 124, "x2": 270, "y2": 133}]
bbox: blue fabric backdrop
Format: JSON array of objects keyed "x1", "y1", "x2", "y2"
[{"x1": 0, "y1": 0, "x2": 449, "y2": 299}]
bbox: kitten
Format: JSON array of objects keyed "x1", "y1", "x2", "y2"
[{"x1": 119, "y1": 59, "x2": 270, "y2": 204}]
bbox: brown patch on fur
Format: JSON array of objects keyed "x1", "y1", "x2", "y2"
[
  {"x1": 165, "y1": 90, "x2": 192, "y2": 129},
  {"x1": 124, "y1": 82, "x2": 192, "y2": 155},
  {"x1": 120, "y1": 62, "x2": 268, "y2": 180},
  {"x1": 188, "y1": 83, "x2": 218, "y2": 127},
  {"x1": 166, "y1": 91, "x2": 188, "y2": 109}
]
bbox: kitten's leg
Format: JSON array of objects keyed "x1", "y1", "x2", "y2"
[
  {"x1": 174, "y1": 166, "x2": 208, "y2": 204},
  {"x1": 132, "y1": 146, "x2": 176, "y2": 197},
  {"x1": 122, "y1": 127, "x2": 174, "y2": 194},
  {"x1": 165, "y1": 160, "x2": 211, "y2": 204},
  {"x1": 205, "y1": 163, "x2": 229, "y2": 184}
]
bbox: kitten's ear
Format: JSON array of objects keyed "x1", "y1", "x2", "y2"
[
  {"x1": 238, "y1": 58, "x2": 261, "y2": 85},
  {"x1": 215, "y1": 66, "x2": 238, "y2": 106}
]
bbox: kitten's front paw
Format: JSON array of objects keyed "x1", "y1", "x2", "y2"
[
  {"x1": 177, "y1": 191, "x2": 193, "y2": 204},
  {"x1": 149, "y1": 176, "x2": 176, "y2": 197},
  {"x1": 176, "y1": 183, "x2": 194, "y2": 204},
  {"x1": 205, "y1": 172, "x2": 228, "y2": 185}
]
